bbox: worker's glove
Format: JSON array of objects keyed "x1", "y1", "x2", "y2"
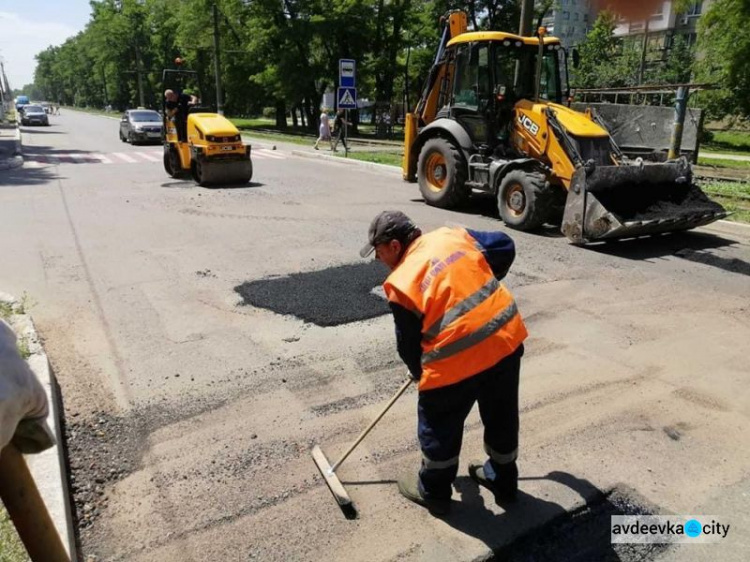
[
  {"x1": 408, "y1": 370, "x2": 421, "y2": 383},
  {"x1": 0, "y1": 320, "x2": 55, "y2": 456}
]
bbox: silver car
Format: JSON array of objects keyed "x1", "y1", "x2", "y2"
[
  {"x1": 20, "y1": 105, "x2": 49, "y2": 126},
  {"x1": 119, "y1": 109, "x2": 163, "y2": 144}
]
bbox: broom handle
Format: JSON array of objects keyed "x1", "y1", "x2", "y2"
[
  {"x1": 330, "y1": 376, "x2": 414, "y2": 474},
  {"x1": 0, "y1": 443, "x2": 71, "y2": 562}
]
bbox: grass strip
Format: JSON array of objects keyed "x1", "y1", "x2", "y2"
[
  {"x1": 0, "y1": 505, "x2": 29, "y2": 562},
  {"x1": 332, "y1": 151, "x2": 402, "y2": 167},
  {"x1": 703, "y1": 130, "x2": 750, "y2": 155},
  {"x1": 700, "y1": 181, "x2": 750, "y2": 223},
  {"x1": 697, "y1": 157, "x2": 750, "y2": 170}
]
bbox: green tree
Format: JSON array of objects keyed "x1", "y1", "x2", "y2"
[
  {"x1": 695, "y1": 0, "x2": 750, "y2": 121},
  {"x1": 656, "y1": 34, "x2": 694, "y2": 85},
  {"x1": 574, "y1": 11, "x2": 620, "y2": 88}
]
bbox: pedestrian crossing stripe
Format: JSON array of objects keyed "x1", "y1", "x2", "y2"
[{"x1": 22, "y1": 148, "x2": 285, "y2": 168}]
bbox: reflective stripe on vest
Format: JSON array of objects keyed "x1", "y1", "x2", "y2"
[
  {"x1": 384, "y1": 228, "x2": 527, "y2": 391},
  {"x1": 422, "y1": 300, "x2": 518, "y2": 365},
  {"x1": 423, "y1": 277, "x2": 500, "y2": 341}
]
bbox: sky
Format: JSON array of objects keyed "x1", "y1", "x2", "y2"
[{"x1": 0, "y1": 0, "x2": 93, "y2": 90}]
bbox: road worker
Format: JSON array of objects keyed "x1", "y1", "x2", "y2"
[{"x1": 360, "y1": 211, "x2": 527, "y2": 515}]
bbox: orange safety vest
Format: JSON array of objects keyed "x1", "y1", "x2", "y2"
[{"x1": 383, "y1": 227, "x2": 527, "y2": 391}]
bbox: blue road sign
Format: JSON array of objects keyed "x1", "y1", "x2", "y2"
[
  {"x1": 338, "y1": 87, "x2": 357, "y2": 109},
  {"x1": 339, "y1": 59, "x2": 356, "y2": 88}
]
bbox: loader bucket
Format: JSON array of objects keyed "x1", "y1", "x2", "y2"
[{"x1": 561, "y1": 157, "x2": 727, "y2": 243}]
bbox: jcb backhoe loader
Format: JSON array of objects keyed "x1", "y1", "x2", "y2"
[
  {"x1": 162, "y1": 68, "x2": 253, "y2": 186},
  {"x1": 402, "y1": 11, "x2": 726, "y2": 243}
]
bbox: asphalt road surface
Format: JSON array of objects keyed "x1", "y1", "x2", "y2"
[{"x1": 1, "y1": 110, "x2": 749, "y2": 561}]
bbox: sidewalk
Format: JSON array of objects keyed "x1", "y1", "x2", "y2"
[
  {"x1": 240, "y1": 132, "x2": 403, "y2": 175},
  {"x1": 699, "y1": 151, "x2": 750, "y2": 162},
  {"x1": 0, "y1": 294, "x2": 76, "y2": 560}
]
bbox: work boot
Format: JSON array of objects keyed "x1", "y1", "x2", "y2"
[
  {"x1": 397, "y1": 473, "x2": 451, "y2": 516},
  {"x1": 468, "y1": 461, "x2": 518, "y2": 505}
]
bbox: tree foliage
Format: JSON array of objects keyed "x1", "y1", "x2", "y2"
[
  {"x1": 31, "y1": 0, "x2": 744, "y2": 124},
  {"x1": 695, "y1": 0, "x2": 750, "y2": 121},
  {"x1": 574, "y1": 10, "x2": 696, "y2": 91}
]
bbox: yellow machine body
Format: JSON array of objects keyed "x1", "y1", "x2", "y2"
[
  {"x1": 164, "y1": 110, "x2": 252, "y2": 186},
  {"x1": 402, "y1": 10, "x2": 726, "y2": 242}
]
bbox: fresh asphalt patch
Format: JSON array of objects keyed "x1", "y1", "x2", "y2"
[{"x1": 234, "y1": 261, "x2": 391, "y2": 326}]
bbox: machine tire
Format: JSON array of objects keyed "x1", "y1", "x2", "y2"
[
  {"x1": 191, "y1": 159, "x2": 209, "y2": 187},
  {"x1": 127, "y1": 131, "x2": 136, "y2": 145},
  {"x1": 163, "y1": 145, "x2": 182, "y2": 178},
  {"x1": 245, "y1": 160, "x2": 253, "y2": 184},
  {"x1": 497, "y1": 170, "x2": 553, "y2": 231},
  {"x1": 417, "y1": 137, "x2": 469, "y2": 209}
]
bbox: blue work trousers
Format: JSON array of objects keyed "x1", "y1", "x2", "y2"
[{"x1": 417, "y1": 344, "x2": 523, "y2": 500}]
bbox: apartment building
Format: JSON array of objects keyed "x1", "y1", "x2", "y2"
[
  {"x1": 541, "y1": 1, "x2": 710, "y2": 52},
  {"x1": 540, "y1": 0, "x2": 597, "y2": 47},
  {"x1": 613, "y1": 1, "x2": 711, "y2": 60}
]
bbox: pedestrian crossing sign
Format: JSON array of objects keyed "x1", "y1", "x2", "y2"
[{"x1": 338, "y1": 87, "x2": 357, "y2": 109}]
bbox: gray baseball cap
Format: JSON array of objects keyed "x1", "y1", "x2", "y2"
[{"x1": 359, "y1": 210, "x2": 419, "y2": 258}]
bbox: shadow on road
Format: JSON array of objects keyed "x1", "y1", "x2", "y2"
[
  {"x1": 212, "y1": 181, "x2": 266, "y2": 190},
  {"x1": 443, "y1": 471, "x2": 668, "y2": 561},
  {"x1": 160, "y1": 181, "x2": 266, "y2": 190},
  {"x1": 0, "y1": 163, "x2": 65, "y2": 186},
  {"x1": 587, "y1": 230, "x2": 749, "y2": 276},
  {"x1": 19, "y1": 127, "x2": 65, "y2": 134}
]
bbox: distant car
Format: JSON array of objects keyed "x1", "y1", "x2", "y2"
[
  {"x1": 14, "y1": 95, "x2": 29, "y2": 111},
  {"x1": 20, "y1": 105, "x2": 49, "y2": 126},
  {"x1": 119, "y1": 109, "x2": 163, "y2": 144}
]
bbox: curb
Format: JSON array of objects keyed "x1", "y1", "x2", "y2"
[
  {"x1": 0, "y1": 126, "x2": 23, "y2": 171},
  {"x1": 0, "y1": 292, "x2": 77, "y2": 561},
  {"x1": 290, "y1": 149, "x2": 402, "y2": 175}
]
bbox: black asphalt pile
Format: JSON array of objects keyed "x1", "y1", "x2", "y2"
[
  {"x1": 491, "y1": 486, "x2": 670, "y2": 562},
  {"x1": 596, "y1": 182, "x2": 724, "y2": 221},
  {"x1": 235, "y1": 261, "x2": 391, "y2": 326}
]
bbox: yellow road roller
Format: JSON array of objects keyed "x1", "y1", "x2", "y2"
[{"x1": 162, "y1": 69, "x2": 253, "y2": 186}]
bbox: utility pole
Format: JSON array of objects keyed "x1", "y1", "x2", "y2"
[
  {"x1": 519, "y1": 0, "x2": 535, "y2": 36},
  {"x1": 667, "y1": 86, "x2": 689, "y2": 160},
  {"x1": 638, "y1": 18, "x2": 650, "y2": 85},
  {"x1": 134, "y1": 38, "x2": 145, "y2": 107},
  {"x1": 212, "y1": 1, "x2": 223, "y2": 115}
]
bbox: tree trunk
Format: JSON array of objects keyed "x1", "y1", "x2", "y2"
[{"x1": 275, "y1": 99, "x2": 287, "y2": 129}]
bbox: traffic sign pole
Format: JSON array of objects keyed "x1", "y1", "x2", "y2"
[{"x1": 338, "y1": 59, "x2": 356, "y2": 157}]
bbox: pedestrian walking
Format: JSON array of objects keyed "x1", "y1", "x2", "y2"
[
  {"x1": 313, "y1": 108, "x2": 331, "y2": 150},
  {"x1": 360, "y1": 211, "x2": 528, "y2": 515},
  {"x1": 331, "y1": 109, "x2": 349, "y2": 152}
]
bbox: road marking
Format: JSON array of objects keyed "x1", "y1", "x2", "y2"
[
  {"x1": 135, "y1": 152, "x2": 160, "y2": 162},
  {"x1": 21, "y1": 149, "x2": 289, "y2": 170},
  {"x1": 255, "y1": 149, "x2": 284, "y2": 159},
  {"x1": 112, "y1": 152, "x2": 138, "y2": 163},
  {"x1": 91, "y1": 153, "x2": 113, "y2": 164}
]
